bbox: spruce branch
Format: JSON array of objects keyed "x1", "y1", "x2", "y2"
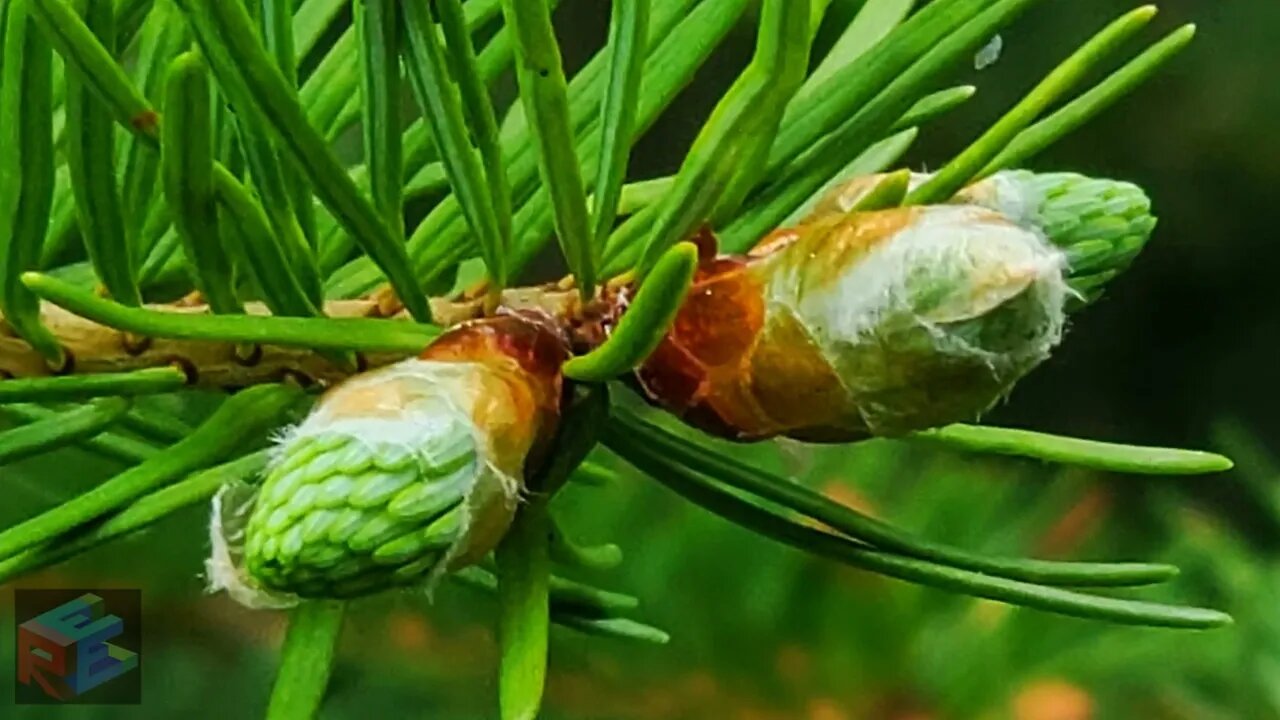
[{"x1": 0, "y1": 2, "x2": 1232, "y2": 717}]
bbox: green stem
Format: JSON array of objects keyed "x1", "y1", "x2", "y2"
[
  {"x1": 327, "y1": 0, "x2": 745, "y2": 299},
  {"x1": 0, "y1": 397, "x2": 130, "y2": 465},
  {"x1": 612, "y1": 409, "x2": 1179, "y2": 588},
  {"x1": 266, "y1": 600, "x2": 347, "y2": 720},
  {"x1": 591, "y1": 0, "x2": 649, "y2": 262},
  {"x1": 402, "y1": 0, "x2": 509, "y2": 288},
  {"x1": 356, "y1": 0, "x2": 402, "y2": 237},
  {"x1": 0, "y1": 365, "x2": 187, "y2": 403},
  {"x1": 552, "y1": 615, "x2": 670, "y2": 645},
  {"x1": 607, "y1": 433, "x2": 1231, "y2": 629},
  {"x1": 233, "y1": 102, "x2": 323, "y2": 306},
  {"x1": 724, "y1": 0, "x2": 1040, "y2": 250},
  {"x1": 173, "y1": 0, "x2": 431, "y2": 322},
  {"x1": 28, "y1": 0, "x2": 157, "y2": 140},
  {"x1": 500, "y1": 0, "x2": 593, "y2": 296},
  {"x1": 982, "y1": 24, "x2": 1196, "y2": 174},
  {"x1": 64, "y1": 0, "x2": 141, "y2": 306},
  {"x1": 115, "y1": 405, "x2": 193, "y2": 444},
  {"x1": 905, "y1": 5, "x2": 1157, "y2": 204},
  {"x1": 261, "y1": 0, "x2": 315, "y2": 246},
  {"x1": 548, "y1": 516, "x2": 623, "y2": 571},
  {"x1": 24, "y1": 272, "x2": 440, "y2": 352},
  {"x1": 496, "y1": 500, "x2": 551, "y2": 720},
  {"x1": 162, "y1": 51, "x2": 241, "y2": 314},
  {"x1": 0, "y1": 402, "x2": 156, "y2": 463},
  {"x1": 212, "y1": 164, "x2": 324, "y2": 320},
  {"x1": 801, "y1": 0, "x2": 915, "y2": 95},
  {"x1": 891, "y1": 84, "x2": 975, "y2": 132},
  {"x1": 0, "y1": 384, "x2": 301, "y2": 560},
  {"x1": 451, "y1": 566, "x2": 668, "y2": 644},
  {"x1": 766, "y1": 0, "x2": 991, "y2": 177},
  {"x1": 438, "y1": 0, "x2": 512, "y2": 267},
  {"x1": 912, "y1": 424, "x2": 1233, "y2": 475},
  {"x1": 0, "y1": 0, "x2": 64, "y2": 365},
  {"x1": 0, "y1": 450, "x2": 267, "y2": 584},
  {"x1": 117, "y1": 0, "x2": 184, "y2": 259},
  {"x1": 633, "y1": 0, "x2": 810, "y2": 275}
]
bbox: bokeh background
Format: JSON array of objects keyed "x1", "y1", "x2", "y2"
[{"x1": 2, "y1": 0, "x2": 1279, "y2": 718}]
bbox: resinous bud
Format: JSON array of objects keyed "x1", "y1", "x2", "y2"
[
  {"x1": 637, "y1": 196, "x2": 1073, "y2": 441},
  {"x1": 207, "y1": 315, "x2": 567, "y2": 605}
]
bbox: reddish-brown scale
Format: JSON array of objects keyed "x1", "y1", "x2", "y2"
[
  {"x1": 635, "y1": 251, "x2": 774, "y2": 439},
  {"x1": 671, "y1": 257, "x2": 763, "y2": 366},
  {"x1": 634, "y1": 337, "x2": 704, "y2": 410},
  {"x1": 420, "y1": 314, "x2": 570, "y2": 467},
  {"x1": 420, "y1": 313, "x2": 569, "y2": 381}
]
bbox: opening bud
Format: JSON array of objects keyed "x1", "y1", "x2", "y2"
[
  {"x1": 207, "y1": 315, "x2": 567, "y2": 604},
  {"x1": 638, "y1": 197, "x2": 1073, "y2": 440}
]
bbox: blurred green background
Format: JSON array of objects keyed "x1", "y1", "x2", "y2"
[{"x1": 3, "y1": 0, "x2": 1279, "y2": 718}]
